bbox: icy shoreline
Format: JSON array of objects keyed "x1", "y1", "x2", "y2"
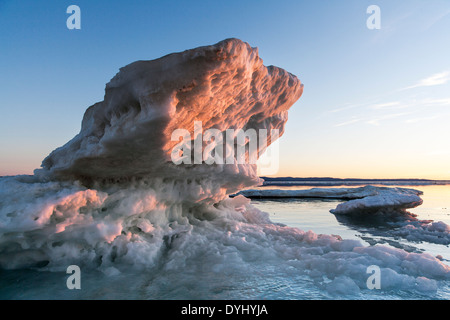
[
  {"x1": 1, "y1": 39, "x2": 449, "y2": 299},
  {"x1": 1, "y1": 175, "x2": 449, "y2": 299}
]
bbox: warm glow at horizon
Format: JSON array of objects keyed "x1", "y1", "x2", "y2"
[
  {"x1": 267, "y1": 168, "x2": 450, "y2": 181},
  {"x1": 271, "y1": 157, "x2": 450, "y2": 180}
]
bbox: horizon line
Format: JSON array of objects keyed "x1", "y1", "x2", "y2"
[{"x1": 261, "y1": 177, "x2": 450, "y2": 181}]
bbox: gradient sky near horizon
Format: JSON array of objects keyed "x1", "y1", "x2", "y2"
[{"x1": 1, "y1": 0, "x2": 450, "y2": 179}]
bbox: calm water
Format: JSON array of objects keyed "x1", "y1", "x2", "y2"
[{"x1": 252, "y1": 184, "x2": 450, "y2": 263}]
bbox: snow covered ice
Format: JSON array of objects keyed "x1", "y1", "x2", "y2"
[
  {"x1": 237, "y1": 185, "x2": 423, "y2": 204},
  {"x1": 0, "y1": 39, "x2": 449, "y2": 299},
  {"x1": 328, "y1": 186, "x2": 423, "y2": 215}
]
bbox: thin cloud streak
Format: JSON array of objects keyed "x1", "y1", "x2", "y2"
[
  {"x1": 366, "y1": 112, "x2": 412, "y2": 126},
  {"x1": 334, "y1": 118, "x2": 361, "y2": 127},
  {"x1": 404, "y1": 114, "x2": 440, "y2": 124},
  {"x1": 400, "y1": 71, "x2": 450, "y2": 91},
  {"x1": 369, "y1": 102, "x2": 402, "y2": 110},
  {"x1": 422, "y1": 9, "x2": 450, "y2": 31},
  {"x1": 421, "y1": 98, "x2": 450, "y2": 106}
]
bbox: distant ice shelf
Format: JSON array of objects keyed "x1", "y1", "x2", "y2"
[{"x1": 237, "y1": 185, "x2": 422, "y2": 204}]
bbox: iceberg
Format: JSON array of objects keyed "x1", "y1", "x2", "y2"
[
  {"x1": 35, "y1": 38, "x2": 303, "y2": 201},
  {"x1": 1, "y1": 38, "x2": 303, "y2": 270}
]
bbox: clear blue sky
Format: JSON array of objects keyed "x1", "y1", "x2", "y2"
[{"x1": 1, "y1": 0, "x2": 450, "y2": 178}]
